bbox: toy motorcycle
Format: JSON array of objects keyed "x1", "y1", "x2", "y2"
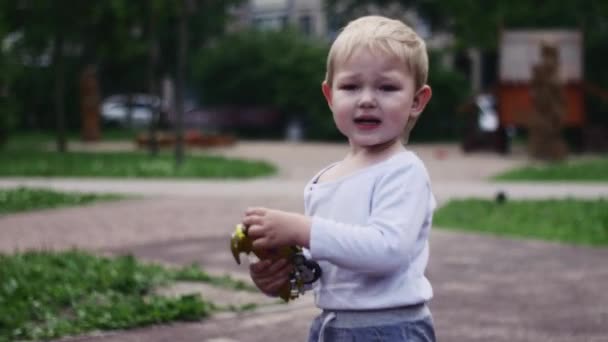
[{"x1": 230, "y1": 223, "x2": 321, "y2": 302}]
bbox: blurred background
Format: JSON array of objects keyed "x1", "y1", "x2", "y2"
[
  {"x1": 1, "y1": 2, "x2": 608, "y2": 341},
  {"x1": 1, "y1": 0, "x2": 606, "y2": 157}
]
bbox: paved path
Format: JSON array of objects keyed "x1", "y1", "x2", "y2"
[{"x1": 1, "y1": 142, "x2": 607, "y2": 342}]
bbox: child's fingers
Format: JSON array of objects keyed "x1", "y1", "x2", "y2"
[
  {"x1": 255, "y1": 266, "x2": 292, "y2": 293},
  {"x1": 245, "y1": 207, "x2": 267, "y2": 216},
  {"x1": 267, "y1": 258, "x2": 289, "y2": 273},
  {"x1": 242, "y1": 215, "x2": 262, "y2": 228},
  {"x1": 246, "y1": 224, "x2": 262, "y2": 239},
  {"x1": 249, "y1": 259, "x2": 271, "y2": 273},
  {"x1": 250, "y1": 259, "x2": 293, "y2": 285},
  {"x1": 251, "y1": 236, "x2": 271, "y2": 249},
  {"x1": 250, "y1": 258, "x2": 289, "y2": 276},
  {"x1": 265, "y1": 277, "x2": 289, "y2": 295}
]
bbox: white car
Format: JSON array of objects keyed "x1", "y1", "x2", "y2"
[{"x1": 101, "y1": 94, "x2": 161, "y2": 127}]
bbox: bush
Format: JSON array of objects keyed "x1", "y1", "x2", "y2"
[
  {"x1": 12, "y1": 63, "x2": 84, "y2": 132},
  {"x1": 0, "y1": 34, "x2": 22, "y2": 147},
  {"x1": 585, "y1": 39, "x2": 608, "y2": 127},
  {"x1": 0, "y1": 97, "x2": 18, "y2": 147},
  {"x1": 410, "y1": 52, "x2": 471, "y2": 142},
  {"x1": 192, "y1": 29, "x2": 336, "y2": 140}
]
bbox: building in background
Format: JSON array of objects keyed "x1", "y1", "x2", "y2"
[
  {"x1": 231, "y1": 0, "x2": 327, "y2": 37},
  {"x1": 232, "y1": 0, "x2": 444, "y2": 42}
]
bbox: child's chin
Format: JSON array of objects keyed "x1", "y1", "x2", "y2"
[{"x1": 352, "y1": 138, "x2": 397, "y2": 148}]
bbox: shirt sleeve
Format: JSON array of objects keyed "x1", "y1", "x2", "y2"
[{"x1": 309, "y1": 162, "x2": 431, "y2": 274}]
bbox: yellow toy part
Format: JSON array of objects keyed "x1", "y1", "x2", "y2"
[{"x1": 229, "y1": 223, "x2": 321, "y2": 302}]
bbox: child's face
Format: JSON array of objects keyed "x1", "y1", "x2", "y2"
[{"x1": 323, "y1": 48, "x2": 427, "y2": 149}]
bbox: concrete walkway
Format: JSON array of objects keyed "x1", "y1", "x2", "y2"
[{"x1": 1, "y1": 142, "x2": 607, "y2": 342}]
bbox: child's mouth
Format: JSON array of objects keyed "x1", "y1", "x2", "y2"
[{"x1": 354, "y1": 117, "x2": 381, "y2": 129}]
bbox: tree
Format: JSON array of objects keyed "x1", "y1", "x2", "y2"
[
  {"x1": 0, "y1": 0, "x2": 245, "y2": 152},
  {"x1": 146, "y1": 1, "x2": 161, "y2": 156},
  {"x1": 174, "y1": 0, "x2": 190, "y2": 168},
  {"x1": 192, "y1": 29, "x2": 333, "y2": 139},
  {"x1": 0, "y1": 1, "x2": 132, "y2": 152},
  {"x1": 0, "y1": 7, "x2": 21, "y2": 147},
  {"x1": 326, "y1": 0, "x2": 608, "y2": 48}
]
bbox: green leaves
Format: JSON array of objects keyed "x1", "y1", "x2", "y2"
[
  {"x1": 327, "y1": 0, "x2": 608, "y2": 49},
  {"x1": 411, "y1": 52, "x2": 470, "y2": 142},
  {"x1": 0, "y1": 250, "x2": 249, "y2": 340},
  {"x1": 192, "y1": 29, "x2": 334, "y2": 139}
]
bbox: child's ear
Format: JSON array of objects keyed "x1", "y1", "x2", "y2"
[
  {"x1": 321, "y1": 81, "x2": 332, "y2": 108},
  {"x1": 411, "y1": 85, "x2": 432, "y2": 116}
]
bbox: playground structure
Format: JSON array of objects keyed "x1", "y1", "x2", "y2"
[
  {"x1": 497, "y1": 30, "x2": 608, "y2": 154},
  {"x1": 498, "y1": 30, "x2": 585, "y2": 131},
  {"x1": 461, "y1": 30, "x2": 587, "y2": 155}
]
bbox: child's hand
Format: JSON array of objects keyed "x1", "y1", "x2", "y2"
[
  {"x1": 243, "y1": 207, "x2": 311, "y2": 249},
  {"x1": 249, "y1": 258, "x2": 293, "y2": 297}
]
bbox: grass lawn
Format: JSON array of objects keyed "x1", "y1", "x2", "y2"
[
  {"x1": 0, "y1": 250, "x2": 256, "y2": 341},
  {"x1": 0, "y1": 150, "x2": 275, "y2": 179},
  {"x1": 3, "y1": 130, "x2": 133, "y2": 152},
  {"x1": 2, "y1": 130, "x2": 275, "y2": 179},
  {"x1": 434, "y1": 198, "x2": 608, "y2": 246},
  {"x1": 493, "y1": 157, "x2": 608, "y2": 181},
  {"x1": 0, "y1": 187, "x2": 124, "y2": 215}
]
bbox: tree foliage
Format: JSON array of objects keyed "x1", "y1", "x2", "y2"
[
  {"x1": 413, "y1": 52, "x2": 470, "y2": 142},
  {"x1": 192, "y1": 29, "x2": 336, "y2": 139},
  {"x1": 0, "y1": 14, "x2": 21, "y2": 147},
  {"x1": 0, "y1": 0, "x2": 243, "y2": 144},
  {"x1": 327, "y1": 0, "x2": 608, "y2": 49}
]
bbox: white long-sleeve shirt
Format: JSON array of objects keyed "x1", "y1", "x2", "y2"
[{"x1": 304, "y1": 150, "x2": 436, "y2": 310}]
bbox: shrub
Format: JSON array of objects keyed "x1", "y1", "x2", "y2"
[
  {"x1": 410, "y1": 52, "x2": 471, "y2": 142},
  {"x1": 192, "y1": 29, "x2": 336, "y2": 140}
]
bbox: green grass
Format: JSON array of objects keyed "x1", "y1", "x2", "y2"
[
  {"x1": 172, "y1": 264, "x2": 256, "y2": 292},
  {"x1": 494, "y1": 157, "x2": 608, "y2": 181},
  {"x1": 0, "y1": 250, "x2": 255, "y2": 341},
  {"x1": 0, "y1": 187, "x2": 124, "y2": 215},
  {"x1": 3, "y1": 131, "x2": 54, "y2": 151},
  {"x1": 434, "y1": 198, "x2": 608, "y2": 246},
  {"x1": 2, "y1": 130, "x2": 275, "y2": 179},
  {"x1": 4, "y1": 130, "x2": 141, "y2": 151},
  {"x1": 0, "y1": 150, "x2": 275, "y2": 179}
]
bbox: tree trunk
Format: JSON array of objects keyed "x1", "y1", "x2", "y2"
[
  {"x1": 147, "y1": 2, "x2": 159, "y2": 157},
  {"x1": 80, "y1": 64, "x2": 101, "y2": 141},
  {"x1": 174, "y1": 0, "x2": 189, "y2": 168},
  {"x1": 53, "y1": 30, "x2": 67, "y2": 153},
  {"x1": 0, "y1": 84, "x2": 10, "y2": 146}
]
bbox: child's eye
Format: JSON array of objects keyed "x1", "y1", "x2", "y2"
[
  {"x1": 338, "y1": 84, "x2": 358, "y2": 91},
  {"x1": 379, "y1": 85, "x2": 400, "y2": 91}
]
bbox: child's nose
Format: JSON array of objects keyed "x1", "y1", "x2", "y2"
[{"x1": 358, "y1": 89, "x2": 376, "y2": 108}]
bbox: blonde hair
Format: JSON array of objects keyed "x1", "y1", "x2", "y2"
[{"x1": 325, "y1": 16, "x2": 428, "y2": 91}]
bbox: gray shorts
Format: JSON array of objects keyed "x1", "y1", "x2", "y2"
[{"x1": 307, "y1": 304, "x2": 435, "y2": 342}]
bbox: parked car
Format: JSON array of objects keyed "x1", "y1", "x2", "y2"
[
  {"x1": 168, "y1": 106, "x2": 284, "y2": 138},
  {"x1": 101, "y1": 92, "x2": 285, "y2": 137},
  {"x1": 101, "y1": 94, "x2": 161, "y2": 128}
]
